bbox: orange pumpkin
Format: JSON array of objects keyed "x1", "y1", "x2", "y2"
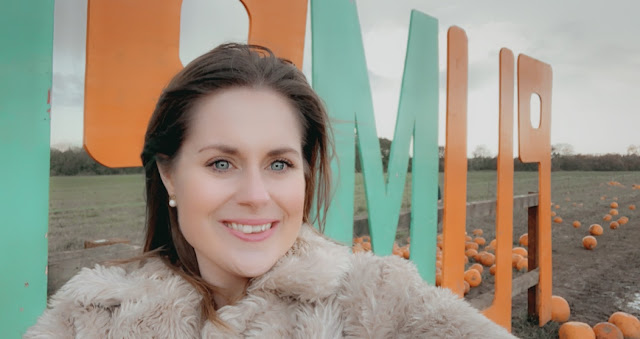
[
  {"x1": 589, "y1": 224, "x2": 604, "y2": 236},
  {"x1": 610, "y1": 202, "x2": 619, "y2": 208},
  {"x1": 512, "y1": 247, "x2": 528, "y2": 257},
  {"x1": 618, "y1": 216, "x2": 629, "y2": 225},
  {"x1": 465, "y1": 241, "x2": 479, "y2": 250},
  {"x1": 551, "y1": 295, "x2": 571, "y2": 323},
  {"x1": 559, "y1": 322, "x2": 595, "y2": 339},
  {"x1": 488, "y1": 239, "x2": 497, "y2": 249},
  {"x1": 572, "y1": 221, "x2": 581, "y2": 228},
  {"x1": 465, "y1": 248, "x2": 478, "y2": 258},
  {"x1": 463, "y1": 280, "x2": 470, "y2": 295},
  {"x1": 469, "y1": 263, "x2": 484, "y2": 274},
  {"x1": 603, "y1": 214, "x2": 613, "y2": 222},
  {"x1": 551, "y1": 211, "x2": 557, "y2": 217},
  {"x1": 512, "y1": 253, "x2": 523, "y2": 268},
  {"x1": 519, "y1": 233, "x2": 529, "y2": 246},
  {"x1": 610, "y1": 221, "x2": 619, "y2": 230},
  {"x1": 435, "y1": 271, "x2": 442, "y2": 286},
  {"x1": 464, "y1": 269, "x2": 482, "y2": 287},
  {"x1": 479, "y1": 252, "x2": 496, "y2": 267},
  {"x1": 629, "y1": 204, "x2": 636, "y2": 210},
  {"x1": 554, "y1": 216, "x2": 564, "y2": 223},
  {"x1": 516, "y1": 257, "x2": 528, "y2": 271},
  {"x1": 610, "y1": 209, "x2": 619, "y2": 216},
  {"x1": 489, "y1": 264, "x2": 497, "y2": 275},
  {"x1": 472, "y1": 228, "x2": 483, "y2": 236},
  {"x1": 473, "y1": 237, "x2": 486, "y2": 246},
  {"x1": 465, "y1": 235, "x2": 472, "y2": 242},
  {"x1": 583, "y1": 236, "x2": 597, "y2": 250},
  {"x1": 593, "y1": 322, "x2": 623, "y2": 339},
  {"x1": 608, "y1": 312, "x2": 640, "y2": 339}
]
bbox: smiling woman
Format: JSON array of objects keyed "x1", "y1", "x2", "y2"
[{"x1": 26, "y1": 43, "x2": 515, "y2": 338}]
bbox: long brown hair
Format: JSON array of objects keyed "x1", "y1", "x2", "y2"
[{"x1": 139, "y1": 43, "x2": 333, "y2": 325}]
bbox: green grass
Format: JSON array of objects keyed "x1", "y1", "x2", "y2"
[{"x1": 49, "y1": 171, "x2": 640, "y2": 252}]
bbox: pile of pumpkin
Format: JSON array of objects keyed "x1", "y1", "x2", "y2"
[
  {"x1": 551, "y1": 197, "x2": 635, "y2": 251},
  {"x1": 551, "y1": 295, "x2": 640, "y2": 338}
]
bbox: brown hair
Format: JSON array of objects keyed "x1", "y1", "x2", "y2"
[{"x1": 139, "y1": 43, "x2": 333, "y2": 326}]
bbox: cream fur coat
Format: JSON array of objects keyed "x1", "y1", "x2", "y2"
[{"x1": 26, "y1": 225, "x2": 516, "y2": 338}]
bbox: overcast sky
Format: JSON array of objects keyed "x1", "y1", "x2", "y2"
[{"x1": 51, "y1": 0, "x2": 640, "y2": 156}]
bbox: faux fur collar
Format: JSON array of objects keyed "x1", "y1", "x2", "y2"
[{"x1": 247, "y1": 224, "x2": 352, "y2": 301}]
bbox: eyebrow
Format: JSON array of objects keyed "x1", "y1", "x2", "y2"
[{"x1": 198, "y1": 144, "x2": 301, "y2": 158}]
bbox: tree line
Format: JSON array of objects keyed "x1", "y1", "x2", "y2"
[{"x1": 50, "y1": 141, "x2": 640, "y2": 176}]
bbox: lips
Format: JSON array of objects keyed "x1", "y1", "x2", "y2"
[
  {"x1": 221, "y1": 219, "x2": 279, "y2": 242},
  {"x1": 224, "y1": 222, "x2": 272, "y2": 234}
]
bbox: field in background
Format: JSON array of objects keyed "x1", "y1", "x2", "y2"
[
  {"x1": 49, "y1": 171, "x2": 640, "y2": 252},
  {"x1": 48, "y1": 171, "x2": 640, "y2": 338}
]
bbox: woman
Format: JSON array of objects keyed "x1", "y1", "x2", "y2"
[{"x1": 26, "y1": 43, "x2": 516, "y2": 338}]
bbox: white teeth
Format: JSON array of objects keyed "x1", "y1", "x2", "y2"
[{"x1": 226, "y1": 222, "x2": 272, "y2": 234}]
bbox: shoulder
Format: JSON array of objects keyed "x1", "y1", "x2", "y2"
[
  {"x1": 25, "y1": 257, "x2": 202, "y2": 338},
  {"x1": 340, "y1": 253, "x2": 515, "y2": 338}
]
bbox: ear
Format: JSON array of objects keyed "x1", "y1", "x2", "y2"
[{"x1": 156, "y1": 159, "x2": 175, "y2": 196}]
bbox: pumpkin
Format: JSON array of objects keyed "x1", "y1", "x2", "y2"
[
  {"x1": 489, "y1": 264, "x2": 497, "y2": 275},
  {"x1": 479, "y1": 252, "x2": 496, "y2": 267},
  {"x1": 465, "y1": 241, "x2": 479, "y2": 250},
  {"x1": 551, "y1": 211, "x2": 557, "y2": 217},
  {"x1": 488, "y1": 239, "x2": 497, "y2": 249},
  {"x1": 630, "y1": 204, "x2": 636, "y2": 210},
  {"x1": 572, "y1": 221, "x2": 581, "y2": 228},
  {"x1": 464, "y1": 269, "x2": 482, "y2": 287},
  {"x1": 463, "y1": 280, "x2": 470, "y2": 295},
  {"x1": 469, "y1": 263, "x2": 483, "y2": 273},
  {"x1": 593, "y1": 322, "x2": 623, "y2": 339},
  {"x1": 519, "y1": 233, "x2": 529, "y2": 246},
  {"x1": 435, "y1": 271, "x2": 442, "y2": 286},
  {"x1": 618, "y1": 217, "x2": 629, "y2": 225},
  {"x1": 512, "y1": 253, "x2": 524, "y2": 268},
  {"x1": 610, "y1": 221, "x2": 619, "y2": 230},
  {"x1": 583, "y1": 236, "x2": 597, "y2": 250},
  {"x1": 472, "y1": 228, "x2": 483, "y2": 236},
  {"x1": 554, "y1": 216, "x2": 564, "y2": 223},
  {"x1": 603, "y1": 214, "x2": 613, "y2": 221},
  {"x1": 465, "y1": 235, "x2": 472, "y2": 242},
  {"x1": 610, "y1": 209, "x2": 619, "y2": 216},
  {"x1": 464, "y1": 255, "x2": 469, "y2": 264},
  {"x1": 516, "y1": 257, "x2": 528, "y2": 271},
  {"x1": 555, "y1": 204, "x2": 561, "y2": 209},
  {"x1": 400, "y1": 245, "x2": 410, "y2": 259},
  {"x1": 559, "y1": 322, "x2": 595, "y2": 339},
  {"x1": 610, "y1": 202, "x2": 619, "y2": 208},
  {"x1": 512, "y1": 247, "x2": 528, "y2": 257},
  {"x1": 608, "y1": 312, "x2": 640, "y2": 339},
  {"x1": 465, "y1": 248, "x2": 478, "y2": 258},
  {"x1": 551, "y1": 295, "x2": 571, "y2": 323},
  {"x1": 474, "y1": 237, "x2": 486, "y2": 246},
  {"x1": 589, "y1": 224, "x2": 604, "y2": 236}
]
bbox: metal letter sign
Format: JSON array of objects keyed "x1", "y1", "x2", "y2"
[
  {"x1": 311, "y1": 0, "x2": 440, "y2": 282},
  {"x1": 0, "y1": 1, "x2": 54, "y2": 336}
]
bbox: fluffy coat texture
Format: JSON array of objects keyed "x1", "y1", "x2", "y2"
[{"x1": 26, "y1": 225, "x2": 517, "y2": 338}]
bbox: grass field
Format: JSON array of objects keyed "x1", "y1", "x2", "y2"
[
  {"x1": 49, "y1": 171, "x2": 640, "y2": 252},
  {"x1": 48, "y1": 171, "x2": 640, "y2": 338}
]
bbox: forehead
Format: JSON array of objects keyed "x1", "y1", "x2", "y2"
[{"x1": 184, "y1": 87, "x2": 304, "y2": 153}]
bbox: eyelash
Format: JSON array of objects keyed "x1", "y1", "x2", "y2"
[{"x1": 206, "y1": 158, "x2": 294, "y2": 173}]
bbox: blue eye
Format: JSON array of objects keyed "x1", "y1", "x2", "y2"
[
  {"x1": 212, "y1": 160, "x2": 231, "y2": 171},
  {"x1": 270, "y1": 160, "x2": 288, "y2": 171}
]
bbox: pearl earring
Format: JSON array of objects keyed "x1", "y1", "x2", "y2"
[{"x1": 169, "y1": 195, "x2": 177, "y2": 207}]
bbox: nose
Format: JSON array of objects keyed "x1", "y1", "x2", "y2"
[{"x1": 236, "y1": 168, "x2": 270, "y2": 208}]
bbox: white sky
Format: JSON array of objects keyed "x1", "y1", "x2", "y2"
[{"x1": 51, "y1": 0, "x2": 640, "y2": 156}]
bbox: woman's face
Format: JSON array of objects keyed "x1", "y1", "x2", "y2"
[{"x1": 159, "y1": 87, "x2": 306, "y2": 288}]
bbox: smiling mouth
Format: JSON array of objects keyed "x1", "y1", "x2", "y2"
[{"x1": 224, "y1": 222, "x2": 273, "y2": 234}]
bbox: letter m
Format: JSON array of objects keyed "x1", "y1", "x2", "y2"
[{"x1": 311, "y1": 0, "x2": 439, "y2": 281}]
